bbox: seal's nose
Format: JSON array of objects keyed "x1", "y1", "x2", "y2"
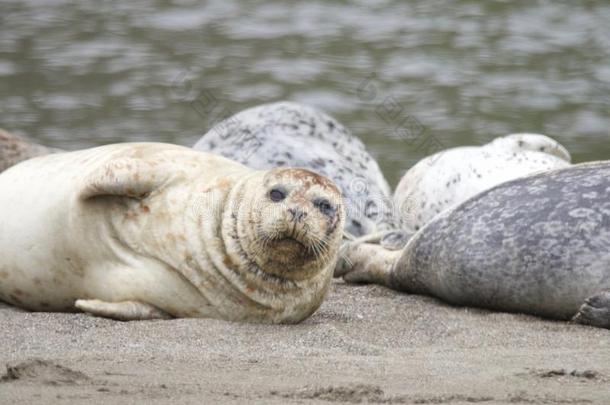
[{"x1": 288, "y1": 207, "x2": 307, "y2": 223}]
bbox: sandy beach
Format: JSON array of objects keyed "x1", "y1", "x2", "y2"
[{"x1": 1, "y1": 280, "x2": 608, "y2": 404}]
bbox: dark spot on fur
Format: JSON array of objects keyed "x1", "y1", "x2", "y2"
[
  {"x1": 312, "y1": 158, "x2": 326, "y2": 168},
  {"x1": 9, "y1": 294, "x2": 21, "y2": 304},
  {"x1": 223, "y1": 255, "x2": 235, "y2": 268}
]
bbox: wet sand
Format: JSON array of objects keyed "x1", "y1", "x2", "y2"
[{"x1": 1, "y1": 280, "x2": 609, "y2": 404}]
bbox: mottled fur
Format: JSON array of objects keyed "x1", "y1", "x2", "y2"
[
  {"x1": 394, "y1": 133, "x2": 571, "y2": 232},
  {"x1": 339, "y1": 162, "x2": 610, "y2": 328}
]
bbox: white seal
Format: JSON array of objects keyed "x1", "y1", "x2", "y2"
[
  {"x1": 0, "y1": 143, "x2": 344, "y2": 323},
  {"x1": 394, "y1": 133, "x2": 571, "y2": 231}
]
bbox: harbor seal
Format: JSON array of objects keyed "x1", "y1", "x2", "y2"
[
  {"x1": 337, "y1": 161, "x2": 610, "y2": 328},
  {"x1": 0, "y1": 143, "x2": 344, "y2": 323},
  {"x1": 394, "y1": 133, "x2": 571, "y2": 232},
  {"x1": 194, "y1": 101, "x2": 398, "y2": 238}
]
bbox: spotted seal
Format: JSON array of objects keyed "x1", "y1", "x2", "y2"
[
  {"x1": 338, "y1": 161, "x2": 610, "y2": 328},
  {"x1": 194, "y1": 101, "x2": 397, "y2": 238},
  {"x1": 394, "y1": 133, "x2": 571, "y2": 232},
  {"x1": 0, "y1": 143, "x2": 344, "y2": 323}
]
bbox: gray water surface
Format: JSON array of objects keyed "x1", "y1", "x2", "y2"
[{"x1": 1, "y1": 0, "x2": 609, "y2": 185}]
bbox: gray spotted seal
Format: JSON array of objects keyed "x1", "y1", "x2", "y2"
[
  {"x1": 0, "y1": 143, "x2": 344, "y2": 323},
  {"x1": 194, "y1": 101, "x2": 398, "y2": 238},
  {"x1": 338, "y1": 161, "x2": 610, "y2": 328},
  {"x1": 394, "y1": 133, "x2": 571, "y2": 232}
]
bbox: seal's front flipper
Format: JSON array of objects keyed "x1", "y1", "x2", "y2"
[
  {"x1": 572, "y1": 290, "x2": 610, "y2": 329},
  {"x1": 79, "y1": 157, "x2": 170, "y2": 200},
  {"x1": 75, "y1": 299, "x2": 172, "y2": 321}
]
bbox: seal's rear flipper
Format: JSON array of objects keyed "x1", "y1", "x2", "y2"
[
  {"x1": 572, "y1": 290, "x2": 610, "y2": 329},
  {"x1": 335, "y1": 242, "x2": 401, "y2": 286},
  {"x1": 75, "y1": 299, "x2": 172, "y2": 321}
]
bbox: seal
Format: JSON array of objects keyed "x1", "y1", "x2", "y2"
[
  {"x1": 194, "y1": 101, "x2": 398, "y2": 238},
  {"x1": 0, "y1": 143, "x2": 344, "y2": 323},
  {"x1": 337, "y1": 161, "x2": 610, "y2": 328},
  {"x1": 394, "y1": 133, "x2": 571, "y2": 232},
  {"x1": 0, "y1": 128, "x2": 58, "y2": 173}
]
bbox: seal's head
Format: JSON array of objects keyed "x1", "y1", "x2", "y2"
[
  {"x1": 238, "y1": 168, "x2": 345, "y2": 282},
  {"x1": 489, "y1": 133, "x2": 571, "y2": 162}
]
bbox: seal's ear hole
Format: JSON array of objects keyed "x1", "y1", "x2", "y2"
[{"x1": 269, "y1": 186, "x2": 287, "y2": 202}]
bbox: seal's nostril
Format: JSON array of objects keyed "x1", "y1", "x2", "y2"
[{"x1": 288, "y1": 208, "x2": 307, "y2": 222}]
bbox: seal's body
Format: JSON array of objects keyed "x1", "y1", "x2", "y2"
[
  {"x1": 338, "y1": 162, "x2": 610, "y2": 328},
  {"x1": 394, "y1": 134, "x2": 571, "y2": 231},
  {"x1": 194, "y1": 101, "x2": 397, "y2": 237},
  {"x1": 0, "y1": 143, "x2": 344, "y2": 323}
]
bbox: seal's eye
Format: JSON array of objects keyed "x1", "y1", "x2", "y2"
[
  {"x1": 313, "y1": 197, "x2": 335, "y2": 217},
  {"x1": 269, "y1": 187, "x2": 287, "y2": 202}
]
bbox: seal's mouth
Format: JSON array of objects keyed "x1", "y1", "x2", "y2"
[
  {"x1": 268, "y1": 235, "x2": 318, "y2": 261},
  {"x1": 272, "y1": 236, "x2": 310, "y2": 253}
]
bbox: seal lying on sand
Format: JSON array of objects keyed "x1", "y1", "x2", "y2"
[
  {"x1": 194, "y1": 101, "x2": 398, "y2": 238},
  {"x1": 337, "y1": 162, "x2": 610, "y2": 328},
  {"x1": 394, "y1": 133, "x2": 571, "y2": 232},
  {"x1": 0, "y1": 143, "x2": 344, "y2": 323}
]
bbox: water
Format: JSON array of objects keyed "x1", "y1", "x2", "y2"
[{"x1": 1, "y1": 0, "x2": 609, "y2": 185}]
